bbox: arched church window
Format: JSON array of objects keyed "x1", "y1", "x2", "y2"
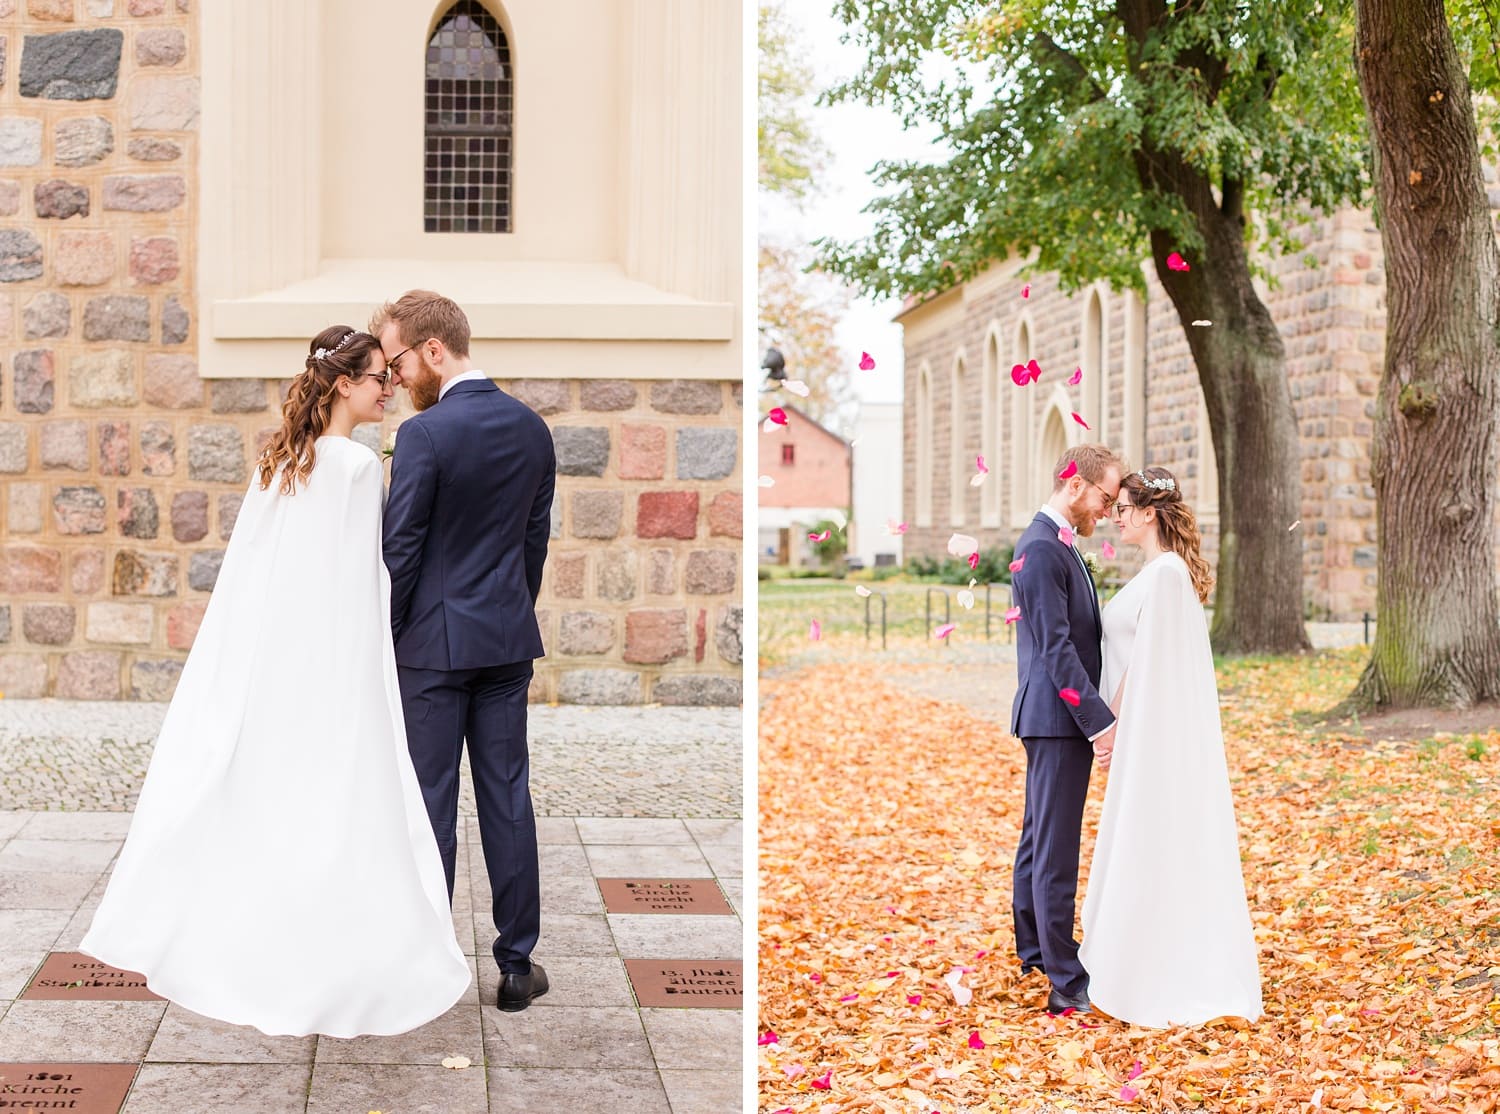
[{"x1": 426, "y1": 1, "x2": 513, "y2": 233}]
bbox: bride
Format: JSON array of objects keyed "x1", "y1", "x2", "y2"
[
  {"x1": 80, "y1": 326, "x2": 472, "y2": 1038},
  {"x1": 1078, "y1": 466, "x2": 1262, "y2": 1027}
]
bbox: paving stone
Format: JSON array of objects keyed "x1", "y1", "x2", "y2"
[
  {"x1": 0, "y1": 228, "x2": 43, "y2": 282},
  {"x1": 70, "y1": 348, "x2": 138, "y2": 405},
  {"x1": 0, "y1": 871, "x2": 97, "y2": 910},
  {"x1": 534, "y1": 914, "x2": 615, "y2": 958},
  {"x1": 18, "y1": 28, "x2": 124, "y2": 99},
  {"x1": 315, "y1": 994, "x2": 480, "y2": 1066},
  {"x1": 481, "y1": 1005, "x2": 654, "y2": 1069},
  {"x1": 0, "y1": 838, "x2": 118, "y2": 872},
  {"x1": 476, "y1": 956, "x2": 633, "y2": 1011},
  {"x1": 675, "y1": 427, "x2": 736, "y2": 480},
  {"x1": 0, "y1": 999, "x2": 164, "y2": 1061},
  {"x1": 145, "y1": 1003, "x2": 316, "y2": 1063},
  {"x1": 34, "y1": 177, "x2": 88, "y2": 218},
  {"x1": 659, "y1": 1068, "x2": 741, "y2": 1114},
  {"x1": 54, "y1": 115, "x2": 112, "y2": 166},
  {"x1": 305, "y1": 1063, "x2": 483, "y2": 1114},
  {"x1": 128, "y1": 74, "x2": 198, "y2": 132},
  {"x1": 640, "y1": 1009, "x2": 741, "y2": 1069},
  {"x1": 584, "y1": 843, "x2": 711, "y2": 878},
  {"x1": 122, "y1": 1063, "x2": 310, "y2": 1114},
  {"x1": 22, "y1": 292, "x2": 70, "y2": 338},
  {"x1": 579, "y1": 380, "x2": 637, "y2": 411},
  {"x1": 698, "y1": 842, "x2": 739, "y2": 879},
  {"x1": 0, "y1": 118, "x2": 42, "y2": 167},
  {"x1": 537, "y1": 874, "x2": 603, "y2": 916},
  {"x1": 606, "y1": 915, "x2": 741, "y2": 961},
  {"x1": 554, "y1": 426, "x2": 609, "y2": 476},
  {"x1": 576, "y1": 818, "x2": 694, "y2": 845},
  {"x1": 649, "y1": 380, "x2": 721, "y2": 414}
]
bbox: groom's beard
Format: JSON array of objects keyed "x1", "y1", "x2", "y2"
[{"x1": 406, "y1": 357, "x2": 443, "y2": 412}]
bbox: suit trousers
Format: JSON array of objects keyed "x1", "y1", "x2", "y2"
[
  {"x1": 1012, "y1": 734, "x2": 1094, "y2": 998},
  {"x1": 399, "y1": 660, "x2": 539, "y2": 974}
]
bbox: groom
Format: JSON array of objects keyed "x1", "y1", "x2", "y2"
[
  {"x1": 1008, "y1": 443, "x2": 1123, "y2": 1014},
  {"x1": 374, "y1": 290, "x2": 556, "y2": 1012}
]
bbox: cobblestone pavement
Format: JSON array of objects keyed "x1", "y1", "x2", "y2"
[{"x1": 0, "y1": 703, "x2": 741, "y2": 818}]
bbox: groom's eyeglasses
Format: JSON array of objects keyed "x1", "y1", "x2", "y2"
[
  {"x1": 385, "y1": 345, "x2": 415, "y2": 378},
  {"x1": 369, "y1": 368, "x2": 393, "y2": 389},
  {"x1": 1084, "y1": 478, "x2": 1117, "y2": 514}
]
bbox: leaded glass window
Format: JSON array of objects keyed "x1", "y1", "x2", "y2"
[{"x1": 425, "y1": 1, "x2": 512, "y2": 233}]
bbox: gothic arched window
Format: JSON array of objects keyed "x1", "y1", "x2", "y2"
[{"x1": 425, "y1": 1, "x2": 513, "y2": 233}]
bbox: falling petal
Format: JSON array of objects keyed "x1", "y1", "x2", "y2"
[
  {"x1": 838, "y1": 992, "x2": 858, "y2": 1002},
  {"x1": 809, "y1": 620, "x2": 821, "y2": 641},
  {"x1": 975, "y1": 454, "x2": 988, "y2": 473},
  {"x1": 1101, "y1": 540, "x2": 1116, "y2": 559},
  {"x1": 1010, "y1": 363, "x2": 1029, "y2": 387},
  {"x1": 762, "y1": 416, "x2": 779, "y2": 433},
  {"x1": 969, "y1": 471, "x2": 987, "y2": 487},
  {"x1": 441, "y1": 1056, "x2": 471, "y2": 1070},
  {"x1": 1121, "y1": 1085, "x2": 1140, "y2": 1101},
  {"x1": 855, "y1": 585, "x2": 873, "y2": 598},
  {"x1": 831, "y1": 509, "x2": 848, "y2": 529},
  {"x1": 1026, "y1": 358, "x2": 1042, "y2": 383},
  {"x1": 1058, "y1": 525, "x2": 1075, "y2": 547},
  {"x1": 1057, "y1": 460, "x2": 1078, "y2": 481},
  {"x1": 812, "y1": 1070, "x2": 833, "y2": 1090},
  {"x1": 1004, "y1": 606, "x2": 1021, "y2": 625},
  {"x1": 1067, "y1": 366, "x2": 1082, "y2": 386},
  {"x1": 808, "y1": 530, "x2": 831, "y2": 543},
  {"x1": 782, "y1": 379, "x2": 811, "y2": 397},
  {"x1": 887, "y1": 518, "x2": 909, "y2": 535},
  {"x1": 859, "y1": 351, "x2": 876, "y2": 371},
  {"x1": 1288, "y1": 519, "x2": 1302, "y2": 532},
  {"x1": 768, "y1": 406, "x2": 788, "y2": 425},
  {"x1": 1021, "y1": 283, "x2": 1031, "y2": 298},
  {"x1": 1071, "y1": 411, "x2": 1091, "y2": 430},
  {"x1": 808, "y1": 972, "x2": 822, "y2": 982},
  {"x1": 1166, "y1": 251, "x2": 1191, "y2": 271},
  {"x1": 1127, "y1": 1060, "x2": 1144, "y2": 1081},
  {"x1": 1191, "y1": 319, "x2": 1212, "y2": 327},
  {"x1": 934, "y1": 623, "x2": 956, "y2": 640},
  {"x1": 908, "y1": 994, "x2": 923, "y2": 1005},
  {"x1": 1009, "y1": 555, "x2": 1026, "y2": 573},
  {"x1": 968, "y1": 1031, "x2": 986, "y2": 1050},
  {"x1": 967, "y1": 552, "x2": 979, "y2": 570},
  {"x1": 943, "y1": 968, "x2": 973, "y2": 1006},
  {"x1": 947, "y1": 533, "x2": 979, "y2": 557},
  {"x1": 957, "y1": 589, "x2": 975, "y2": 610},
  {"x1": 1059, "y1": 688, "x2": 1081, "y2": 707},
  {"x1": 758, "y1": 475, "x2": 775, "y2": 488},
  {"x1": 758, "y1": 1030, "x2": 779, "y2": 1046}
]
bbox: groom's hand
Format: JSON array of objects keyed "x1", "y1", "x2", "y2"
[{"x1": 1091, "y1": 723, "x2": 1117, "y2": 769}]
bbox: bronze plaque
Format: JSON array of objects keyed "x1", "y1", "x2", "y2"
[
  {"x1": 0, "y1": 1064, "x2": 137, "y2": 1114},
  {"x1": 625, "y1": 960, "x2": 742, "y2": 1008},
  {"x1": 19, "y1": 953, "x2": 162, "y2": 1002},
  {"x1": 597, "y1": 878, "x2": 733, "y2": 915}
]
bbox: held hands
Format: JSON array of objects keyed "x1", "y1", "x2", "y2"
[{"x1": 1091, "y1": 722, "x2": 1117, "y2": 770}]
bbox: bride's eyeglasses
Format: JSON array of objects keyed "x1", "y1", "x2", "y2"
[
  {"x1": 367, "y1": 368, "x2": 394, "y2": 389},
  {"x1": 1110, "y1": 500, "x2": 1141, "y2": 520}
]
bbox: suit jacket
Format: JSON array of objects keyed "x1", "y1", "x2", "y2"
[
  {"x1": 1009, "y1": 511, "x2": 1113, "y2": 739},
  {"x1": 382, "y1": 378, "x2": 555, "y2": 670}
]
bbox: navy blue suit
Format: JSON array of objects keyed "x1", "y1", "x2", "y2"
[
  {"x1": 383, "y1": 377, "x2": 555, "y2": 975},
  {"x1": 1008, "y1": 511, "x2": 1113, "y2": 999}
]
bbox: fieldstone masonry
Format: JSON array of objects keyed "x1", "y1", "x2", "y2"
[{"x1": 0, "y1": 5, "x2": 742, "y2": 704}]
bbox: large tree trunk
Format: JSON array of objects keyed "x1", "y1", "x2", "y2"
[{"x1": 1350, "y1": 0, "x2": 1500, "y2": 708}]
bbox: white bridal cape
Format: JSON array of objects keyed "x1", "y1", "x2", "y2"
[
  {"x1": 81, "y1": 436, "x2": 471, "y2": 1038},
  {"x1": 1079, "y1": 552, "x2": 1263, "y2": 1027}
]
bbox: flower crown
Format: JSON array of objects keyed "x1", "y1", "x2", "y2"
[
  {"x1": 312, "y1": 331, "x2": 360, "y2": 361},
  {"x1": 1138, "y1": 470, "x2": 1176, "y2": 491}
]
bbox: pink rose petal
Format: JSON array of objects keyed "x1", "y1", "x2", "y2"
[
  {"x1": 975, "y1": 454, "x2": 988, "y2": 474},
  {"x1": 967, "y1": 552, "x2": 979, "y2": 570},
  {"x1": 808, "y1": 530, "x2": 830, "y2": 542},
  {"x1": 1009, "y1": 555, "x2": 1026, "y2": 573},
  {"x1": 758, "y1": 1030, "x2": 779, "y2": 1046},
  {"x1": 781, "y1": 1065, "x2": 803, "y2": 1081},
  {"x1": 1121, "y1": 1085, "x2": 1140, "y2": 1101},
  {"x1": 887, "y1": 518, "x2": 909, "y2": 535},
  {"x1": 1058, "y1": 525, "x2": 1075, "y2": 547},
  {"x1": 968, "y1": 1031, "x2": 986, "y2": 1050},
  {"x1": 808, "y1": 972, "x2": 822, "y2": 982},
  {"x1": 1067, "y1": 366, "x2": 1082, "y2": 386},
  {"x1": 1128, "y1": 1060, "x2": 1144, "y2": 1081},
  {"x1": 908, "y1": 994, "x2": 923, "y2": 1005},
  {"x1": 809, "y1": 620, "x2": 821, "y2": 641},
  {"x1": 767, "y1": 406, "x2": 787, "y2": 425},
  {"x1": 934, "y1": 623, "x2": 956, "y2": 640},
  {"x1": 1057, "y1": 460, "x2": 1078, "y2": 481},
  {"x1": 812, "y1": 1070, "x2": 833, "y2": 1090},
  {"x1": 1101, "y1": 540, "x2": 1116, "y2": 559},
  {"x1": 1166, "y1": 251, "x2": 1191, "y2": 272},
  {"x1": 1021, "y1": 283, "x2": 1031, "y2": 298},
  {"x1": 1010, "y1": 363, "x2": 1029, "y2": 387},
  {"x1": 838, "y1": 992, "x2": 859, "y2": 1002},
  {"x1": 1059, "y1": 688, "x2": 1081, "y2": 707},
  {"x1": 859, "y1": 351, "x2": 876, "y2": 371},
  {"x1": 1071, "y1": 411, "x2": 1091, "y2": 430},
  {"x1": 1026, "y1": 359, "x2": 1042, "y2": 383},
  {"x1": 1004, "y1": 606, "x2": 1021, "y2": 625}
]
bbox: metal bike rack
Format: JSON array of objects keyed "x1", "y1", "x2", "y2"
[
  {"x1": 925, "y1": 587, "x2": 951, "y2": 641},
  {"x1": 864, "y1": 590, "x2": 887, "y2": 650},
  {"x1": 984, "y1": 582, "x2": 1014, "y2": 643}
]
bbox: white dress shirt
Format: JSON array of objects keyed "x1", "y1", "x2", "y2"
[{"x1": 438, "y1": 369, "x2": 491, "y2": 401}]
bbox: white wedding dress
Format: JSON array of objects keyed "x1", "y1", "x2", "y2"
[
  {"x1": 81, "y1": 436, "x2": 471, "y2": 1038},
  {"x1": 1078, "y1": 552, "x2": 1262, "y2": 1027}
]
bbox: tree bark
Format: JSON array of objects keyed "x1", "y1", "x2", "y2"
[{"x1": 1350, "y1": 0, "x2": 1500, "y2": 707}]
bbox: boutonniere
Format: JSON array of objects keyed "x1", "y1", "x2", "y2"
[{"x1": 1082, "y1": 551, "x2": 1101, "y2": 579}]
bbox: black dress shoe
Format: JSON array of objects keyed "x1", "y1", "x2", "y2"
[
  {"x1": 1046, "y1": 987, "x2": 1091, "y2": 1014},
  {"x1": 496, "y1": 961, "x2": 549, "y2": 1012}
]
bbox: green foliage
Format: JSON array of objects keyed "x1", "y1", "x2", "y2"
[
  {"x1": 817, "y1": 0, "x2": 1372, "y2": 299},
  {"x1": 1464, "y1": 735, "x2": 1489, "y2": 762},
  {"x1": 759, "y1": 2, "x2": 830, "y2": 204},
  {"x1": 905, "y1": 544, "x2": 1014, "y2": 584},
  {"x1": 809, "y1": 518, "x2": 850, "y2": 564}
]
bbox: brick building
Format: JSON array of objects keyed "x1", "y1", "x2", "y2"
[
  {"x1": 0, "y1": 0, "x2": 744, "y2": 704},
  {"x1": 757, "y1": 403, "x2": 850, "y2": 566},
  {"x1": 898, "y1": 197, "x2": 1500, "y2": 621}
]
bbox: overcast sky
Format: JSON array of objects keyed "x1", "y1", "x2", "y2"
[{"x1": 758, "y1": 5, "x2": 947, "y2": 407}]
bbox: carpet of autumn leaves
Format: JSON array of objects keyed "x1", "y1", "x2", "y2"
[{"x1": 757, "y1": 647, "x2": 1500, "y2": 1113}]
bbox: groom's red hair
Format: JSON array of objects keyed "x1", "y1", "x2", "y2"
[{"x1": 370, "y1": 290, "x2": 471, "y2": 359}]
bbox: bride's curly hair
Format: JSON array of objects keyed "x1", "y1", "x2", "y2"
[
  {"x1": 1122, "y1": 466, "x2": 1215, "y2": 603},
  {"x1": 258, "y1": 325, "x2": 381, "y2": 494}
]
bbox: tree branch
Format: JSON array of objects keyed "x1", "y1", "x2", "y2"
[{"x1": 1029, "y1": 31, "x2": 1106, "y2": 101}]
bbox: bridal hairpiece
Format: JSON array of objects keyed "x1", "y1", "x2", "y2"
[
  {"x1": 1138, "y1": 471, "x2": 1176, "y2": 491},
  {"x1": 312, "y1": 331, "x2": 360, "y2": 361}
]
